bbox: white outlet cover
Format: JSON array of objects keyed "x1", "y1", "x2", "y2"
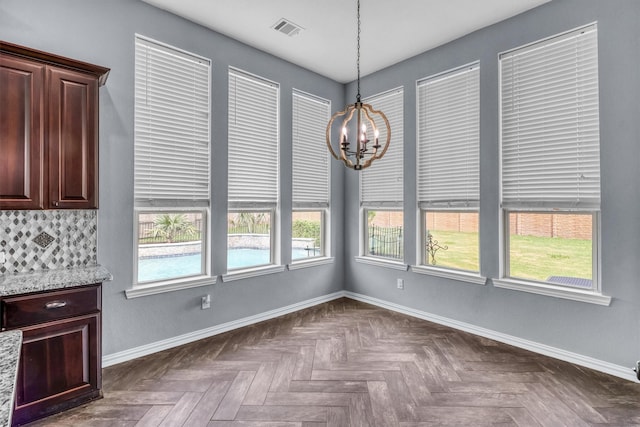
[{"x1": 201, "y1": 295, "x2": 211, "y2": 309}]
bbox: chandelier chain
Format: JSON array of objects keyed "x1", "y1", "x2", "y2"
[{"x1": 356, "y1": 0, "x2": 361, "y2": 101}]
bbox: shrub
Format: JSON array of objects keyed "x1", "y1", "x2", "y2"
[{"x1": 292, "y1": 220, "x2": 321, "y2": 247}]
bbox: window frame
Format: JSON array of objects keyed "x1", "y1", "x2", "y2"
[
  {"x1": 419, "y1": 209, "x2": 480, "y2": 273},
  {"x1": 132, "y1": 208, "x2": 211, "y2": 294},
  {"x1": 290, "y1": 90, "x2": 332, "y2": 267},
  {"x1": 496, "y1": 24, "x2": 610, "y2": 305},
  {"x1": 358, "y1": 88, "x2": 405, "y2": 267},
  {"x1": 413, "y1": 63, "x2": 483, "y2": 283},
  {"x1": 223, "y1": 206, "x2": 284, "y2": 281},
  {"x1": 290, "y1": 209, "x2": 333, "y2": 269},
  {"x1": 500, "y1": 209, "x2": 600, "y2": 288},
  {"x1": 495, "y1": 210, "x2": 608, "y2": 305},
  {"x1": 127, "y1": 35, "x2": 215, "y2": 298},
  {"x1": 227, "y1": 208, "x2": 276, "y2": 271},
  {"x1": 225, "y1": 68, "x2": 281, "y2": 279},
  {"x1": 356, "y1": 208, "x2": 407, "y2": 270}
]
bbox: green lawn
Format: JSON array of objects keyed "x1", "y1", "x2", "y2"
[
  {"x1": 426, "y1": 230, "x2": 479, "y2": 272},
  {"x1": 508, "y1": 234, "x2": 592, "y2": 282},
  {"x1": 427, "y1": 230, "x2": 592, "y2": 282}
]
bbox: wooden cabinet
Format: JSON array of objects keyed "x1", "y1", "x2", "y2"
[
  {"x1": 0, "y1": 41, "x2": 109, "y2": 210},
  {"x1": 0, "y1": 284, "x2": 102, "y2": 426},
  {"x1": 47, "y1": 67, "x2": 100, "y2": 208},
  {"x1": 0, "y1": 54, "x2": 45, "y2": 209}
]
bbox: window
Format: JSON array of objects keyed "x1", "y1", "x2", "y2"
[
  {"x1": 499, "y1": 24, "x2": 600, "y2": 292},
  {"x1": 228, "y1": 211, "x2": 272, "y2": 269},
  {"x1": 132, "y1": 35, "x2": 211, "y2": 292},
  {"x1": 292, "y1": 211, "x2": 323, "y2": 260},
  {"x1": 506, "y1": 212, "x2": 595, "y2": 287},
  {"x1": 136, "y1": 211, "x2": 206, "y2": 282},
  {"x1": 360, "y1": 88, "x2": 404, "y2": 261},
  {"x1": 291, "y1": 90, "x2": 331, "y2": 262},
  {"x1": 416, "y1": 64, "x2": 480, "y2": 273},
  {"x1": 366, "y1": 210, "x2": 404, "y2": 260},
  {"x1": 227, "y1": 68, "x2": 279, "y2": 271}
]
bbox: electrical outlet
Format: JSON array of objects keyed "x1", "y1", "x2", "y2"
[
  {"x1": 201, "y1": 294, "x2": 211, "y2": 310},
  {"x1": 396, "y1": 278, "x2": 404, "y2": 290}
]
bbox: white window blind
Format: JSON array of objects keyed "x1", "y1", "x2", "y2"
[
  {"x1": 292, "y1": 90, "x2": 330, "y2": 208},
  {"x1": 500, "y1": 24, "x2": 600, "y2": 210},
  {"x1": 417, "y1": 64, "x2": 480, "y2": 209},
  {"x1": 134, "y1": 35, "x2": 211, "y2": 206},
  {"x1": 360, "y1": 87, "x2": 404, "y2": 207},
  {"x1": 228, "y1": 68, "x2": 279, "y2": 208}
]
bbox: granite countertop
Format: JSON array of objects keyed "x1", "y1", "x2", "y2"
[
  {"x1": 0, "y1": 330, "x2": 22, "y2": 427},
  {"x1": 0, "y1": 265, "x2": 113, "y2": 297}
]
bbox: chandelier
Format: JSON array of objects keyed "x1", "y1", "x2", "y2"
[{"x1": 325, "y1": 0, "x2": 391, "y2": 171}]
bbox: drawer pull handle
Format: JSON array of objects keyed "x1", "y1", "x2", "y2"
[{"x1": 45, "y1": 301, "x2": 67, "y2": 309}]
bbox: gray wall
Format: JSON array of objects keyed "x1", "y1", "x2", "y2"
[
  {"x1": 0, "y1": 0, "x2": 345, "y2": 355},
  {"x1": 345, "y1": 0, "x2": 640, "y2": 368}
]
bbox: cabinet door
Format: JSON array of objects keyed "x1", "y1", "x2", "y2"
[
  {"x1": 0, "y1": 53, "x2": 45, "y2": 209},
  {"x1": 47, "y1": 67, "x2": 99, "y2": 209},
  {"x1": 12, "y1": 313, "x2": 101, "y2": 426}
]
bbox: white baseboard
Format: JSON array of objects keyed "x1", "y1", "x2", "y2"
[
  {"x1": 103, "y1": 289, "x2": 637, "y2": 383},
  {"x1": 344, "y1": 291, "x2": 638, "y2": 383},
  {"x1": 102, "y1": 291, "x2": 346, "y2": 367}
]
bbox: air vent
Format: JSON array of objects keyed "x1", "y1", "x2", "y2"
[{"x1": 272, "y1": 18, "x2": 303, "y2": 37}]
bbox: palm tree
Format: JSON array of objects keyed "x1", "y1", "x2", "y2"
[
  {"x1": 151, "y1": 214, "x2": 197, "y2": 243},
  {"x1": 231, "y1": 212, "x2": 268, "y2": 233}
]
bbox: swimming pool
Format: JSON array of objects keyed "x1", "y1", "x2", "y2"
[{"x1": 138, "y1": 248, "x2": 311, "y2": 282}]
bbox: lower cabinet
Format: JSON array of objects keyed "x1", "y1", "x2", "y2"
[{"x1": 0, "y1": 284, "x2": 102, "y2": 426}]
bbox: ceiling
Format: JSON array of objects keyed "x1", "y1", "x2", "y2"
[{"x1": 141, "y1": 0, "x2": 551, "y2": 83}]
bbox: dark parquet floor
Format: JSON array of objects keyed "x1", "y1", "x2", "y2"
[{"x1": 27, "y1": 298, "x2": 640, "y2": 426}]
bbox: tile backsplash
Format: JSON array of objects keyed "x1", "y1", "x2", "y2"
[{"x1": 0, "y1": 210, "x2": 97, "y2": 274}]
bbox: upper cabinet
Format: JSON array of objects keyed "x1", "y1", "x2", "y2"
[{"x1": 0, "y1": 41, "x2": 109, "y2": 210}]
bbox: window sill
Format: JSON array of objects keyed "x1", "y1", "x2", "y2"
[
  {"x1": 222, "y1": 264, "x2": 285, "y2": 282},
  {"x1": 410, "y1": 265, "x2": 486, "y2": 285},
  {"x1": 287, "y1": 257, "x2": 334, "y2": 270},
  {"x1": 125, "y1": 275, "x2": 217, "y2": 299},
  {"x1": 493, "y1": 278, "x2": 611, "y2": 306},
  {"x1": 355, "y1": 256, "x2": 408, "y2": 271}
]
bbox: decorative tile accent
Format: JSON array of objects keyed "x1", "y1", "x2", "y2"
[
  {"x1": 0, "y1": 210, "x2": 97, "y2": 274},
  {"x1": 33, "y1": 231, "x2": 55, "y2": 249}
]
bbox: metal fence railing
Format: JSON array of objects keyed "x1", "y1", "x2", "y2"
[
  {"x1": 139, "y1": 219, "x2": 203, "y2": 244},
  {"x1": 140, "y1": 221, "x2": 403, "y2": 259},
  {"x1": 228, "y1": 224, "x2": 270, "y2": 235},
  {"x1": 368, "y1": 225, "x2": 403, "y2": 260}
]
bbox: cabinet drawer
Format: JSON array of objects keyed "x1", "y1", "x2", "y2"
[{"x1": 1, "y1": 285, "x2": 100, "y2": 329}]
